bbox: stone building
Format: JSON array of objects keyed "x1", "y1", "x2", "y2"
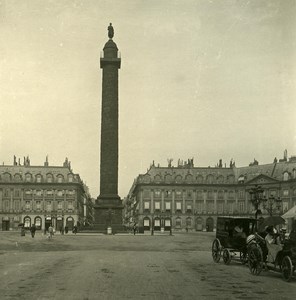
[
  {"x1": 0, "y1": 156, "x2": 93, "y2": 231},
  {"x1": 124, "y1": 151, "x2": 296, "y2": 232}
]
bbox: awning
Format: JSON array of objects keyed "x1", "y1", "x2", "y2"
[{"x1": 282, "y1": 205, "x2": 296, "y2": 219}]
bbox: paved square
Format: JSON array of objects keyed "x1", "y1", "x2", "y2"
[{"x1": 0, "y1": 231, "x2": 294, "y2": 299}]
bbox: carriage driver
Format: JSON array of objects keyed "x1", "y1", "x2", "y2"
[{"x1": 265, "y1": 226, "x2": 283, "y2": 263}]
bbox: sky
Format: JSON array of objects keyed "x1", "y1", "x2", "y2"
[{"x1": 0, "y1": 0, "x2": 295, "y2": 198}]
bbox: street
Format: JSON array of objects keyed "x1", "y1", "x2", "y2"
[{"x1": 0, "y1": 231, "x2": 295, "y2": 300}]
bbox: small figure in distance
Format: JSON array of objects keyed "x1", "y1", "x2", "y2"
[
  {"x1": 30, "y1": 224, "x2": 36, "y2": 238},
  {"x1": 72, "y1": 225, "x2": 78, "y2": 234},
  {"x1": 48, "y1": 224, "x2": 54, "y2": 239}
]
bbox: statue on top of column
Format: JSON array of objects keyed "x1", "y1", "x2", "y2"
[{"x1": 108, "y1": 23, "x2": 114, "y2": 39}]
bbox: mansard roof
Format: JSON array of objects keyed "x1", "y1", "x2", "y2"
[
  {"x1": 135, "y1": 158, "x2": 296, "y2": 186},
  {"x1": 0, "y1": 165, "x2": 81, "y2": 182}
]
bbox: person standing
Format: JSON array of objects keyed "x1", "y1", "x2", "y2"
[
  {"x1": 65, "y1": 225, "x2": 68, "y2": 234},
  {"x1": 30, "y1": 224, "x2": 36, "y2": 238},
  {"x1": 48, "y1": 224, "x2": 54, "y2": 239},
  {"x1": 73, "y1": 225, "x2": 77, "y2": 234}
]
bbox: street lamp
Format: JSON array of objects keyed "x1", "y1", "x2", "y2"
[
  {"x1": 262, "y1": 195, "x2": 282, "y2": 216},
  {"x1": 248, "y1": 185, "x2": 264, "y2": 228}
]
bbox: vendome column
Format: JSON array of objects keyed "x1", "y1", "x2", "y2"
[{"x1": 94, "y1": 24, "x2": 123, "y2": 233}]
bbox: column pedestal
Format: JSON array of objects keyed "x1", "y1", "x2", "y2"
[{"x1": 93, "y1": 197, "x2": 124, "y2": 233}]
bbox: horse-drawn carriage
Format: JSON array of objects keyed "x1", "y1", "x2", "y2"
[
  {"x1": 212, "y1": 216, "x2": 257, "y2": 265},
  {"x1": 247, "y1": 228, "x2": 296, "y2": 281}
]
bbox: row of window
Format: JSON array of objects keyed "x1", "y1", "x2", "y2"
[
  {"x1": 23, "y1": 216, "x2": 75, "y2": 229},
  {"x1": 141, "y1": 200, "x2": 289, "y2": 213},
  {"x1": 143, "y1": 188, "x2": 294, "y2": 199},
  {"x1": 0, "y1": 173, "x2": 76, "y2": 183},
  {"x1": 141, "y1": 174, "x2": 235, "y2": 184},
  {"x1": 1, "y1": 200, "x2": 75, "y2": 211},
  {"x1": 2, "y1": 189, "x2": 76, "y2": 197},
  {"x1": 142, "y1": 217, "x2": 193, "y2": 228}
]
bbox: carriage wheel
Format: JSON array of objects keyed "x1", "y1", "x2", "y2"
[
  {"x1": 248, "y1": 245, "x2": 263, "y2": 275},
  {"x1": 212, "y1": 238, "x2": 221, "y2": 263},
  {"x1": 223, "y1": 249, "x2": 232, "y2": 265},
  {"x1": 282, "y1": 256, "x2": 293, "y2": 282}
]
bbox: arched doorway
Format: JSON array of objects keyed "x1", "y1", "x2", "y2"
[
  {"x1": 164, "y1": 218, "x2": 171, "y2": 231},
  {"x1": 154, "y1": 218, "x2": 161, "y2": 231},
  {"x1": 2, "y1": 216, "x2": 10, "y2": 231},
  {"x1": 24, "y1": 216, "x2": 31, "y2": 229},
  {"x1": 206, "y1": 217, "x2": 214, "y2": 232},
  {"x1": 186, "y1": 217, "x2": 192, "y2": 229},
  {"x1": 45, "y1": 217, "x2": 52, "y2": 231},
  {"x1": 56, "y1": 217, "x2": 64, "y2": 232},
  {"x1": 196, "y1": 217, "x2": 203, "y2": 231},
  {"x1": 34, "y1": 216, "x2": 42, "y2": 230},
  {"x1": 143, "y1": 217, "x2": 150, "y2": 231},
  {"x1": 66, "y1": 217, "x2": 74, "y2": 231}
]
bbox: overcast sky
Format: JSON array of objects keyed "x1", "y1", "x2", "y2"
[{"x1": 0, "y1": 0, "x2": 295, "y2": 198}]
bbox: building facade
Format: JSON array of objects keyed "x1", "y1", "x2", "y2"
[
  {"x1": 124, "y1": 152, "x2": 296, "y2": 233},
  {"x1": 0, "y1": 156, "x2": 93, "y2": 231}
]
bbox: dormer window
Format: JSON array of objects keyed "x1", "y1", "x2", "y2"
[{"x1": 283, "y1": 172, "x2": 289, "y2": 181}]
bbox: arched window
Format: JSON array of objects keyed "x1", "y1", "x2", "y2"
[
  {"x1": 66, "y1": 217, "x2": 74, "y2": 230},
  {"x1": 143, "y1": 217, "x2": 150, "y2": 230},
  {"x1": 186, "y1": 217, "x2": 192, "y2": 228},
  {"x1": 143, "y1": 175, "x2": 151, "y2": 184},
  {"x1": 34, "y1": 216, "x2": 42, "y2": 230},
  {"x1": 175, "y1": 175, "x2": 182, "y2": 183},
  {"x1": 25, "y1": 173, "x2": 32, "y2": 182},
  {"x1": 175, "y1": 217, "x2": 182, "y2": 228},
  {"x1": 185, "y1": 174, "x2": 193, "y2": 183},
  {"x1": 3, "y1": 172, "x2": 12, "y2": 182},
  {"x1": 217, "y1": 176, "x2": 224, "y2": 184},
  {"x1": 24, "y1": 216, "x2": 31, "y2": 228},
  {"x1": 196, "y1": 217, "x2": 203, "y2": 231},
  {"x1": 154, "y1": 218, "x2": 161, "y2": 230},
  {"x1": 14, "y1": 173, "x2": 22, "y2": 182},
  {"x1": 283, "y1": 172, "x2": 289, "y2": 181},
  {"x1": 57, "y1": 175, "x2": 64, "y2": 183},
  {"x1": 196, "y1": 175, "x2": 203, "y2": 184},
  {"x1": 46, "y1": 173, "x2": 53, "y2": 183},
  {"x1": 164, "y1": 174, "x2": 172, "y2": 184},
  {"x1": 154, "y1": 174, "x2": 161, "y2": 183},
  {"x1": 36, "y1": 174, "x2": 42, "y2": 183},
  {"x1": 206, "y1": 175, "x2": 214, "y2": 184},
  {"x1": 68, "y1": 174, "x2": 73, "y2": 182}
]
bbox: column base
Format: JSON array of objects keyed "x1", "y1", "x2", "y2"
[{"x1": 93, "y1": 196, "x2": 124, "y2": 234}]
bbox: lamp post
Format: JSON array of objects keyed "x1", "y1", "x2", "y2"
[
  {"x1": 262, "y1": 195, "x2": 282, "y2": 216},
  {"x1": 248, "y1": 185, "x2": 264, "y2": 229}
]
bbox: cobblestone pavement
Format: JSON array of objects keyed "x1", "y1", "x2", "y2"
[{"x1": 0, "y1": 231, "x2": 295, "y2": 300}]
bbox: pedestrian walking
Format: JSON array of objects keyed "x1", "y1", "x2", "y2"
[
  {"x1": 30, "y1": 224, "x2": 36, "y2": 238},
  {"x1": 48, "y1": 225, "x2": 54, "y2": 239},
  {"x1": 72, "y1": 225, "x2": 77, "y2": 234},
  {"x1": 65, "y1": 225, "x2": 68, "y2": 234},
  {"x1": 133, "y1": 223, "x2": 137, "y2": 235}
]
